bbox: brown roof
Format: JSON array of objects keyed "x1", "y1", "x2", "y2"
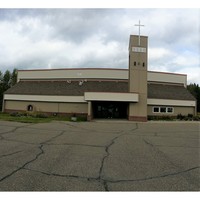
[
  {"x1": 5, "y1": 81, "x2": 128, "y2": 96},
  {"x1": 5, "y1": 80, "x2": 196, "y2": 101},
  {"x1": 148, "y1": 83, "x2": 196, "y2": 101}
]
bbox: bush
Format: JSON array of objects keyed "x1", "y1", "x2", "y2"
[
  {"x1": 188, "y1": 114, "x2": 193, "y2": 118},
  {"x1": 10, "y1": 112, "x2": 21, "y2": 117},
  {"x1": 193, "y1": 116, "x2": 200, "y2": 121},
  {"x1": 148, "y1": 115, "x2": 174, "y2": 121},
  {"x1": 177, "y1": 114, "x2": 184, "y2": 120},
  {"x1": 35, "y1": 113, "x2": 48, "y2": 118}
]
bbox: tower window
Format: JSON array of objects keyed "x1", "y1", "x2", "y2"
[
  {"x1": 134, "y1": 61, "x2": 136, "y2": 66},
  {"x1": 143, "y1": 62, "x2": 145, "y2": 67}
]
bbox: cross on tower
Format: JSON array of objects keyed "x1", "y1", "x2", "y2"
[{"x1": 134, "y1": 20, "x2": 144, "y2": 46}]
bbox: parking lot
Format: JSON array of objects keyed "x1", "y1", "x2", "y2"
[{"x1": 0, "y1": 120, "x2": 199, "y2": 191}]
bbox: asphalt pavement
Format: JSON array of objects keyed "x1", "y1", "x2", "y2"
[{"x1": 0, "y1": 120, "x2": 199, "y2": 191}]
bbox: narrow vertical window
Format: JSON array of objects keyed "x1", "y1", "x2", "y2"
[
  {"x1": 143, "y1": 62, "x2": 145, "y2": 67},
  {"x1": 134, "y1": 61, "x2": 136, "y2": 66},
  {"x1": 27, "y1": 105, "x2": 33, "y2": 111}
]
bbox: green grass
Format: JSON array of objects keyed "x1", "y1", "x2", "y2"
[{"x1": 0, "y1": 113, "x2": 73, "y2": 123}]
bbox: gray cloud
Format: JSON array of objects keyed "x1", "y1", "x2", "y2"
[{"x1": 0, "y1": 8, "x2": 199, "y2": 84}]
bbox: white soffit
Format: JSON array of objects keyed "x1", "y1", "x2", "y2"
[
  {"x1": 4, "y1": 94, "x2": 86, "y2": 103},
  {"x1": 147, "y1": 98, "x2": 196, "y2": 107}
]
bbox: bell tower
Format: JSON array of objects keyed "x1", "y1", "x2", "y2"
[{"x1": 128, "y1": 22, "x2": 148, "y2": 121}]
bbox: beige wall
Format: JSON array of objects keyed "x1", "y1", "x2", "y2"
[
  {"x1": 17, "y1": 68, "x2": 128, "y2": 81},
  {"x1": 17, "y1": 68, "x2": 187, "y2": 86},
  {"x1": 147, "y1": 105, "x2": 196, "y2": 116},
  {"x1": 148, "y1": 71, "x2": 187, "y2": 87},
  {"x1": 4, "y1": 100, "x2": 88, "y2": 114}
]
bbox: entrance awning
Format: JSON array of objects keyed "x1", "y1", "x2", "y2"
[{"x1": 84, "y1": 92, "x2": 139, "y2": 102}]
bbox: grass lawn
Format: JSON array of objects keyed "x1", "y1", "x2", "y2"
[{"x1": 0, "y1": 112, "x2": 73, "y2": 123}]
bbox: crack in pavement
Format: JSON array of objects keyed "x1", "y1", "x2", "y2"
[
  {"x1": 104, "y1": 166, "x2": 200, "y2": 184},
  {"x1": 143, "y1": 138, "x2": 200, "y2": 188},
  {"x1": 41, "y1": 130, "x2": 66, "y2": 144},
  {"x1": 0, "y1": 131, "x2": 68, "y2": 182},
  {"x1": 23, "y1": 167, "x2": 95, "y2": 180},
  {"x1": 0, "y1": 150, "x2": 24, "y2": 158},
  {"x1": 0, "y1": 145, "x2": 44, "y2": 182},
  {"x1": 44, "y1": 143, "x2": 105, "y2": 148},
  {"x1": 98, "y1": 124, "x2": 139, "y2": 191},
  {"x1": 1, "y1": 122, "x2": 198, "y2": 191},
  {"x1": 1, "y1": 137, "x2": 39, "y2": 145},
  {"x1": 149, "y1": 144, "x2": 200, "y2": 149},
  {"x1": 0, "y1": 127, "x2": 20, "y2": 136},
  {"x1": 18, "y1": 123, "x2": 139, "y2": 191},
  {"x1": 143, "y1": 138, "x2": 183, "y2": 169},
  {"x1": 0, "y1": 124, "x2": 33, "y2": 136},
  {"x1": 23, "y1": 167, "x2": 109, "y2": 191},
  {"x1": 57, "y1": 121, "x2": 125, "y2": 134}
]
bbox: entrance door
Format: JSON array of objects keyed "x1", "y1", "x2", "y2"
[{"x1": 92, "y1": 101, "x2": 128, "y2": 119}]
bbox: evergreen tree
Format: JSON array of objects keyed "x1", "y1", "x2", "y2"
[
  {"x1": 0, "y1": 70, "x2": 3, "y2": 111},
  {"x1": 10, "y1": 68, "x2": 18, "y2": 86},
  {"x1": 187, "y1": 83, "x2": 200, "y2": 113},
  {"x1": 0, "y1": 69, "x2": 18, "y2": 111},
  {"x1": 2, "y1": 70, "x2": 11, "y2": 91}
]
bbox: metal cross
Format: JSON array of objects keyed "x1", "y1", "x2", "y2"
[{"x1": 134, "y1": 20, "x2": 144, "y2": 46}]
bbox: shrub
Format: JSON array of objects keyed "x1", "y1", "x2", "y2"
[
  {"x1": 188, "y1": 114, "x2": 193, "y2": 118},
  {"x1": 10, "y1": 112, "x2": 22, "y2": 117},
  {"x1": 35, "y1": 113, "x2": 48, "y2": 118},
  {"x1": 193, "y1": 116, "x2": 200, "y2": 121},
  {"x1": 177, "y1": 114, "x2": 185, "y2": 120}
]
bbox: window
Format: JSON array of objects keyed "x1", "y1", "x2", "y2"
[
  {"x1": 134, "y1": 61, "x2": 136, "y2": 66},
  {"x1": 143, "y1": 62, "x2": 145, "y2": 67},
  {"x1": 153, "y1": 107, "x2": 160, "y2": 113},
  {"x1": 167, "y1": 107, "x2": 174, "y2": 113},
  {"x1": 160, "y1": 107, "x2": 166, "y2": 113},
  {"x1": 27, "y1": 105, "x2": 33, "y2": 111},
  {"x1": 153, "y1": 106, "x2": 174, "y2": 114}
]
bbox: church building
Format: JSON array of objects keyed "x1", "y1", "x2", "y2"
[{"x1": 2, "y1": 35, "x2": 196, "y2": 121}]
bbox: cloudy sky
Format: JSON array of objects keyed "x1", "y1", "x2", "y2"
[{"x1": 0, "y1": 8, "x2": 199, "y2": 84}]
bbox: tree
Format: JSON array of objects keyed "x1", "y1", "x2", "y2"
[
  {"x1": 10, "y1": 68, "x2": 18, "y2": 86},
  {"x1": 0, "y1": 69, "x2": 18, "y2": 111},
  {"x1": 2, "y1": 70, "x2": 11, "y2": 91},
  {"x1": 187, "y1": 83, "x2": 200, "y2": 113},
  {"x1": 0, "y1": 70, "x2": 3, "y2": 110}
]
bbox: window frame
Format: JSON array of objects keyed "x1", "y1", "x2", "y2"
[
  {"x1": 167, "y1": 107, "x2": 174, "y2": 114},
  {"x1": 152, "y1": 106, "x2": 174, "y2": 114},
  {"x1": 152, "y1": 107, "x2": 160, "y2": 113}
]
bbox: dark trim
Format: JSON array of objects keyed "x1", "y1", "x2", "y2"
[
  {"x1": 4, "y1": 109, "x2": 87, "y2": 118},
  {"x1": 87, "y1": 115, "x2": 92, "y2": 121},
  {"x1": 128, "y1": 116, "x2": 147, "y2": 122}
]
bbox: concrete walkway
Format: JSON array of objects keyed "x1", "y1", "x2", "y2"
[{"x1": 0, "y1": 120, "x2": 199, "y2": 191}]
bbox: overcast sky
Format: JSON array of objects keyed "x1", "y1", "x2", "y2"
[{"x1": 0, "y1": 8, "x2": 199, "y2": 84}]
